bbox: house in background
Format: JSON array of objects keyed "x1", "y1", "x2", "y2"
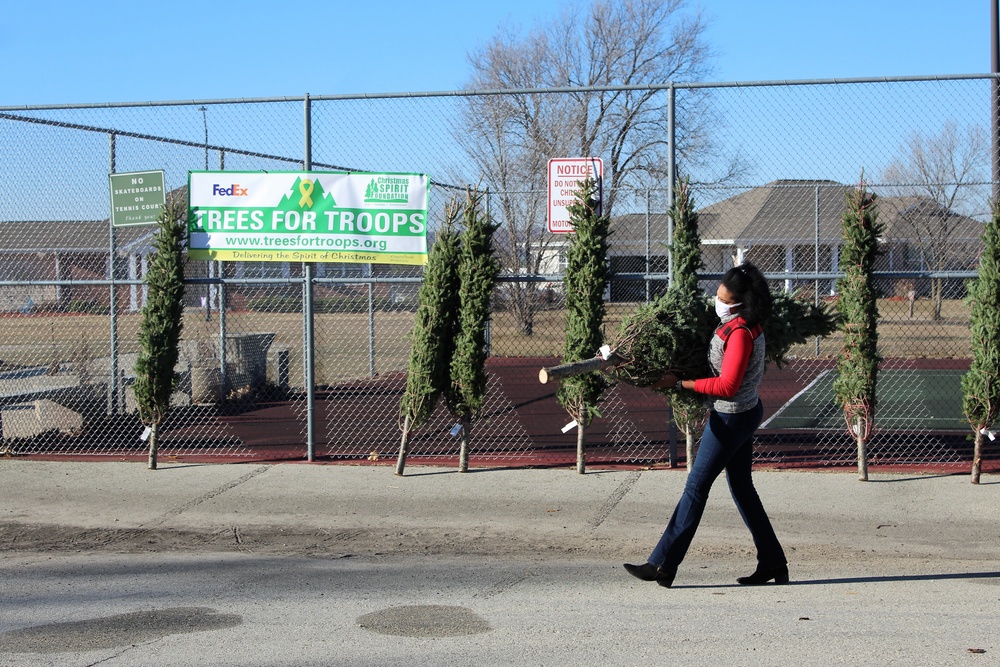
[
  {"x1": 697, "y1": 180, "x2": 853, "y2": 294},
  {"x1": 5, "y1": 179, "x2": 984, "y2": 312},
  {"x1": 0, "y1": 219, "x2": 156, "y2": 312},
  {"x1": 602, "y1": 211, "x2": 671, "y2": 301},
  {"x1": 0, "y1": 220, "x2": 422, "y2": 314},
  {"x1": 533, "y1": 210, "x2": 672, "y2": 302},
  {"x1": 535, "y1": 178, "x2": 984, "y2": 303},
  {"x1": 697, "y1": 179, "x2": 984, "y2": 298}
]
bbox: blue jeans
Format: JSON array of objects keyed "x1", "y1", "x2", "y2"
[{"x1": 649, "y1": 399, "x2": 786, "y2": 571}]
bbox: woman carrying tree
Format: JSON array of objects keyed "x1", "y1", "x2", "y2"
[{"x1": 624, "y1": 262, "x2": 788, "y2": 588}]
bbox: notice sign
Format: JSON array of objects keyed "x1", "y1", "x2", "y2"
[
  {"x1": 547, "y1": 157, "x2": 603, "y2": 233},
  {"x1": 109, "y1": 170, "x2": 166, "y2": 227},
  {"x1": 187, "y1": 171, "x2": 429, "y2": 265}
]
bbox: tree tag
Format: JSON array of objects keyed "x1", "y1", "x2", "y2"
[
  {"x1": 980, "y1": 427, "x2": 997, "y2": 441},
  {"x1": 598, "y1": 345, "x2": 613, "y2": 360},
  {"x1": 140, "y1": 426, "x2": 152, "y2": 441},
  {"x1": 561, "y1": 420, "x2": 578, "y2": 433},
  {"x1": 449, "y1": 423, "x2": 463, "y2": 437}
]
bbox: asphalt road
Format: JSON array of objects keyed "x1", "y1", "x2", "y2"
[{"x1": 1, "y1": 461, "x2": 998, "y2": 666}]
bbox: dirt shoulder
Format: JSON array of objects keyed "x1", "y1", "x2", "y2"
[{"x1": 1, "y1": 461, "x2": 997, "y2": 570}]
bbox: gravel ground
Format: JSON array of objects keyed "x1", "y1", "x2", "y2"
[{"x1": 1, "y1": 461, "x2": 998, "y2": 665}]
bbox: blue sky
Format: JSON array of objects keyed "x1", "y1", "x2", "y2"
[{"x1": 0, "y1": 0, "x2": 991, "y2": 106}]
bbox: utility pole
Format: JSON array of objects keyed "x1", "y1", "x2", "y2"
[
  {"x1": 199, "y1": 106, "x2": 209, "y2": 170},
  {"x1": 992, "y1": 0, "x2": 999, "y2": 200},
  {"x1": 199, "y1": 106, "x2": 211, "y2": 321}
]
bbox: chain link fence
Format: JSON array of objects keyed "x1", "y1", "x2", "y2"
[{"x1": 1, "y1": 75, "x2": 997, "y2": 471}]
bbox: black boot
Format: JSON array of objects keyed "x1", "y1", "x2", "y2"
[
  {"x1": 737, "y1": 564, "x2": 789, "y2": 586},
  {"x1": 623, "y1": 563, "x2": 676, "y2": 588}
]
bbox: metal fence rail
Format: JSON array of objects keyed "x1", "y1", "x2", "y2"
[{"x1": 2, "y1": 74, "x2": 998, "y2": 470}]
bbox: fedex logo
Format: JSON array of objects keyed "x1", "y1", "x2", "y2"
[{"x1": 212, "y1": 184, "x2": 248, "y2": 196}]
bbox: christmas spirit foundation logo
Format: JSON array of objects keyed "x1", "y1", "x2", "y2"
[{"x1": 364, "y1": 176, "x2": 410, "y2": 204}]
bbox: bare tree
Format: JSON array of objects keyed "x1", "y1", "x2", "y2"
[
  {"x1": 457, "y1": 75, "x2": 559, "y2": 334},
  {"x1": 457, "y1": 0, "x2": 728, "y2": 335},
  {"x1": 881, "y1": 123, "x2": 989, "y2": 319}
]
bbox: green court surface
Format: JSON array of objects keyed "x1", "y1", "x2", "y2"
[{"x1": 762, "y1": 369, "x2": 967, "y2": 431}]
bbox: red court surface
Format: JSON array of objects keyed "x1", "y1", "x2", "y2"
[{"x1": 11, "y1": 358, "x2": 996, "y2": 475}]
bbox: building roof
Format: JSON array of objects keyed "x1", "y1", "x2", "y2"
[
  {"x1": 697, "y1": 180, "x2": 848, "y2": 245},
  {"x1": 696, "y1": 179, "x2": 985, "y2": 246},
  {"x1": 607, "y1": 213, "x2": 672, "y2": 256},
  {"x1": 0, "y1": 185, "x2": 189, "y2": 255},
  {"x1": 0, "y1": 220, "x2": 156, "y2": 254},
  {"x1": 877, "y1": 195, "x2": 985, "y2": 243}
]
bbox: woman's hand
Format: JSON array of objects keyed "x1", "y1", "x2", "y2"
[{"x1": 651, "y1": 373, "x2": 679, "y2": 390}]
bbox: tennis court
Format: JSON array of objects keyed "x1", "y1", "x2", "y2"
[{"x1": 762, "y1": 368, "x2": 967, "y2": 431}]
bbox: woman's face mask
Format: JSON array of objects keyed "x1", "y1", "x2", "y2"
[{"x1": 715, "y1": 296, "x2": 742, "y2": 319}]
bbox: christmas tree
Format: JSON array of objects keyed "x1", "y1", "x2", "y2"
[
  {"x1": 541, "y1": 179, "x2": 837, "y2": 472},
  {"x1": 833, "y1": 178, "x2": 883, "y2": 482},
  {"x1": 556, "y1": 179, "x2": 610, "y2": 474},
  {"x1": 396, "y1": 207, "x2": 461, "y2": 475},
  {"x1": 767, "y1": 290, "x2": 840, "y2": 368},
  {"x1": 133, "y1": 196, "x2": 187, "y2": 470},
  {"x1": 447, "y1": 188, "x2": 501, "y2": 472},
  {"x1": 611, "y1": 179, "x2": 712, "y2": 393},
  {"x1": 611, "y1": 288, "x2": 837, "y2": 382},
  {"x1": 961, "y1": 201, "x2": 1000, "y2": 484}
]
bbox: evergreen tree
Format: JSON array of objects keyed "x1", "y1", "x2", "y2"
[
  {"x1": 961, "y1": 201, "x2": 1000, "y2": 484},
  {"x1": 612, "y1": 287, "x2": 837, "y2": 382},
  {"x1": 833, "y1": 178, "x2": 884, "y2": 481},
  {"x1": 548, "y1": 179, "x2": 837, "y2": 473},
  {"x1": 670, "y1": 178, "x2": 704, "y2": 296},
  {"x1": 557, "y1": 179, "x2": 610, "y2": 474},
  {"x1": 611, "y1": 179, "x2": 712, "y2": 392},
  {"x1": 133, "y1": 197, "x2": 187, "y2": 470},
  {"x1": 612, "y1": 180, "x2": 837, "y2": 470},
  {"x1": 396, "y1": 207, "x2": 461, "y2": 475},
  {"x1": 447, "y1": 188, "x2": 501, "y2": 472},
  {"x1": 661, "y1": 179, "x2": 713, "y2": 467},
  {"x1": 611, "y1": 289, "x2": 712, "y2": 386},
  {"x1": 767, "y1": 291, "x2": 839, "y2": 368}
]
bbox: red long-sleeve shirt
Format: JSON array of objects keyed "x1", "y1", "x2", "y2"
[{"x1": 691, "y1": 326, "x2": 753, "y2": 399}]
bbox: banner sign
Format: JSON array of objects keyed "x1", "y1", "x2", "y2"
[
  {"x1": 187, "y1": 171, "x2": 429, "y2": 265},
  {"x1": 547, "y1": 157, "x2": 603, "y2": 234},
  {"x1": 109, "y1": 170, "x2": 166, "y2": 227}
]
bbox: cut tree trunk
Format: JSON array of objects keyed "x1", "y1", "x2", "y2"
[
  {"x1": 147, "y1": 422, "x2": 159, "y2": 471},
  {"x1": 685, "y1": 426, "x2": 697, "y2": 471},
  {"x1": 539, "y1": 353, "x2": 624, "y2": 384},
  {"x1": 971, "y1": 428, "x2": 983, "y2": 484},
  {"x1": 395, "y1": 416, "x2": 411, "y2": 476},
  {"x1": 459, "y1": 418, "x2": 471, "y2": 473},
  {"x1": 856, "y1": 418, "x2": 869, "y2": 481},
  {"x1": 576, "y1": 423, "x2": 586, "y2": 475}
]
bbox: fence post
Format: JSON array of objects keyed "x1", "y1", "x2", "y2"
[
  {"x1": 485, "y1": 187, "x2": 493, "y2": 357},
  {"x1": 992, "y1": 5, "x2": 999, "y2": 201},
  {"x1": 666, "y1": 83, "x2": 676, "y2": 290},
  {"x1": 645, "y1": 189, "x2": 651, "y2": 304},
  {"x1": 205, "y1": 261, "x2": 213, "y2": 322},
  {"x1": 666, "y1": 85, "x2": 678, "y2": 460},
  {"x1": 303, "y1": 93, "x2": 316, "y2": 462},
  {"x1": 108, "y1": 132, "x2": 119, "y2": 416},
  {"x1": 218, "y1": 277, "x2": 228, "y2": 395},
  {"x1": 218, "y1": 150, "x2": 227, "y2": 393},
  {"x1": 667, "y1": 401, "x2": 677, "y2": 468},
  {"x1": 368, "y1": 281, "x2": 375, "y2": 378},
  {"x1": 815, "y1": 184, "x2": 821, "y2": 356}
]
